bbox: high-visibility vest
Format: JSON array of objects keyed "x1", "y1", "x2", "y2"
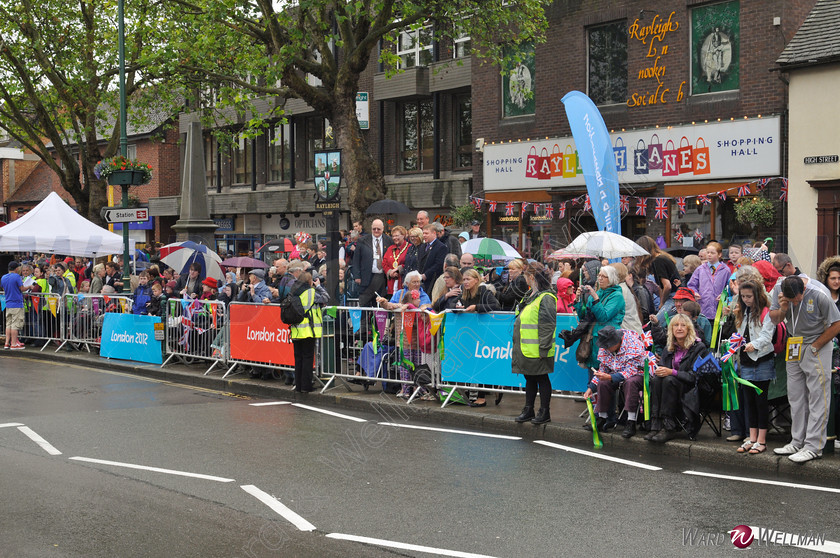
[
  {"x1": 290, "y1": 287, "x2": 323, "y2": 340},
  {"x1": 517, "y1": 291, "x2": 557, "y2": 359}
]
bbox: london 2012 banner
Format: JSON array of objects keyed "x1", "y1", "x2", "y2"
[{"x1": 562, "y1": 90, "x2": 622, "y2": 234}]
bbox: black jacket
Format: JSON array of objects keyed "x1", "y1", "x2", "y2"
[
  {"x1": 659, "y1": 340, "x2": 708, "y2": 436},
  {"x1": 498, "y1": 275, "x2": 529, "y2": 311},
  {"x1": 457, "y1": 285, "x2": 501, "y2": 313}
]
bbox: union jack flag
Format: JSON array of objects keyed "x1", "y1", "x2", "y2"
[
  {"x1": 487, "y1": 201, "x2": 497, "y2": 213},
  {"x1": 676, "y1": 197, "x2": 687, "y2": 215},
  {"x1": 505, "y1": 202, "x2": 515, "y2": 216},
  {"x1": 717, "y1": 190, "x2": 727, "y2": 201},
  {"x1": 738, "y1": 184, "x2": 751, "y2": 197},
  {"x1": 635, "y1": 197, "x2": 647, "y2": 216},
  {"x1": 654, "y1": 198, "x2": 668, "y2": 219},
  {"x1": 675, "y1": 230, "x2": 684, "y2": 243},
  {"x1": 642, "y1": 330, "x2": 653, "y2": 348},
  {"x1": 721, "y1": 333, "x2": 745, "y2": 363},
  {"x1": 558, "y1": 201, "x2": 567, "y2": 219},
  {"x1": 471, "y1": 197, "x2": 483, "y2": 209},
  {"x1": 620, "y1": 195, "x2": 630, "y2": 213},
  {"x1": 584, "y1": 195, "x2": 592, "y2": 212},
  {"x1": 694, "y1": 228, "x2": 704, "y2": 242},
  {"x1": 521, "y1": 202, "x2": 531, "y2": 215},
  {"x1": 698, "y1": 195, "x2": 711, "y2": 205},
  {"x1": 756, "y1": 178, "x2": 769, "y2": 191},
  {"x1": 780, "y1": 178, "x2": 788, "y2": 202},
  {"x1": 644, "y1": 352, "x2": 658, "y2": 372},
  {"x1": 545, "y1": 203, "x2": 554, "y2": 219},
  {"x1": 179, "y1": 299, "x2": 205, "y2": 350}
]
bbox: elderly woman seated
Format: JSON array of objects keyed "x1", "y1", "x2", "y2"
[
  {"x1": 582, "y1": 325, "x2": 647, "y2": 438},
  {"x1": 646, "y1": 313, "x2": 709, "y2": 443}
]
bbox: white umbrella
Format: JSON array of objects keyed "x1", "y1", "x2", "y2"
[{"x1": 554, "y1": 231, "x2": 649, "y2": 259}]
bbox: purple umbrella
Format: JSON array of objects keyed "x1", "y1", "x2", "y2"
[{"x1": 219, "y1": 256, "x2": 269, "y2": 269}]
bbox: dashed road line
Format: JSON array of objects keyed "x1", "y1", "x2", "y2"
[
  {"x1": 379, "y1": 422, "x2": 521, "y2": 440},
  {"x1": 69, "y1": 456, "x2": 235, "y2": 483},
  {"x1": 534, "y1": 440, "x2": 662, "y2": 471},
  {"x1": 684, "y1": 470, "x2": 840, "y2": 494},
  {"x1": 326, "y1": 533, "x2": 499, "y2": 557},
  {"x1": 17, "y1": 426, "x2": 62, "y2": 455},
  {"x1": 291, "y1": 403, "x2": 366, "y2": 422},
  {"x1": 241, "y1": 485, "x2": 316, "y2": 532}
]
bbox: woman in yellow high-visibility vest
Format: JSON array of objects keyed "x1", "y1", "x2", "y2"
[
  {"x1": 290, "y1": 271, "x2": 327, "y2": 392},
  {"x1": 512, "y1": 262, "x2": 557, "y2": 425}
]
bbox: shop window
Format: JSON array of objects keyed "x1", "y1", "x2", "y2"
[
  {"x1": 587, "y1": 21, "x2": 628, "y2": 106},
  {"x1": 268, "y1": 122, "x2": 291, "y2": 183},
  {"x1": 455, "y1": 95, "x2": 472, "y2": 168},
  {"x1": 204, "y1": 134, "x2": 218, "y2": 188},
  {"x1": 400, "y1": 99, "x2": 433, "y2": 172},
  {"x1": 691, "y1": 0, "x2": 740, "y2": 95},
  {"x1": 671, "y1": 199, "x2": 720, "y2": 247},
  {"x1": 398, "y1": 26, "x2": 433, "y2": 68},
  {"x1": 305, "y1": 117, "x2": 334, "y2": 180},
  {"x1": 232, "y1": 136, "x2": 251, "y2": 185}
]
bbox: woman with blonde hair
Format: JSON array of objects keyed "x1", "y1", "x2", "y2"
[
  {"x1": 498, "y1": 258, "x2": 529, "y2": 311},
  {"x1": 456, "y1": 268, "x2": 500, "y2": 314},
  {"x1": 646, "y1": 313, "x2": 708, "y2": 443}
]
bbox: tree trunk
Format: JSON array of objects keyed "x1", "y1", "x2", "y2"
[{"x1": 331, "y1": 92, "x2": 385, "y2": 223}]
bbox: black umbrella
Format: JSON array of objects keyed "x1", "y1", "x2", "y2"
[
  {"x1": 667, "y1": 246, "x2": 699, "y2": 258},
  {"x1": 365, "y1": 199, "x2": 412, "y2": 214}
]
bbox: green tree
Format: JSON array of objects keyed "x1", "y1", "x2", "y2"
[
  {"x1": 0, "y1": 0, "x2": 181, "y2": 224},
  {"x1": 167, "y1": 0, "x2": 550, "y2": 220}
]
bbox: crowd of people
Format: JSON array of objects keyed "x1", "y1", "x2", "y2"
[{"x1": 2, "y1": 222, "x2": 839, "y2": 463}]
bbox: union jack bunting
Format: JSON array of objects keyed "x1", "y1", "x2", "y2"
[
  {"x1": 635, "y1": 197, "x2": 647, "y2": 216},
  {"x1": 558, "y1": 201, "x2": 567, "y2": 219},
  {"x1": 487, "y1": 201, "x2": 497, "y2": 213},
  {"x1": 654, "y1": 198, "x2": 668, "y2": 219},
  {"x1": 756, "y1": 177, "x2": 769, "y2": 191},
  {"x1": 676, "y1": 197, "x2": 687, "y2": 215},
  {"x1": 471, "y1": 197, "x2": 483, "y2": 209},
  {"x1": 545, "y1": 204, "x2": 554, "y2": 219},
  {"x1": 584, "y1": 195, "x2": 592, "y2": 212},
  {"x1": 505, "y1": 202, "x2": 516, "y2": 216},
  {"x1": 717, "y1": 190, "x2": 727, "y2": 201},
  {"x1": 698, "y1": 195, "x2": 711, "y2": 205},
  {"x1": 675, "y1": 230, "x2": 684, "y2": 243},
  {"x1": 738, "y1": 184, "x2": 751, "y2": 197},
  {"x1": 620, "y1": 195, "x2": 630, "y2": 213},
  {"x1": 694, "y1": 228, "x2": 704, "y2": 242},
  {"x1": 521, "y1": 202, "x2": 531, "y2": 215},
  {"x1": 779, "y1": 178, "x2": 788, "y2": 202}
]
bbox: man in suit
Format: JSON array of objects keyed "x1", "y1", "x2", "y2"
[
  {"x1": 352, "y1": 218, "x2": 392, "y2": 307},
  {"x1": 418, "y1": 224, "x2": 448, "y2": 293}
]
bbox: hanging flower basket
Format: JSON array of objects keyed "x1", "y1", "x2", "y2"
[{"x1": 94, "y1": 155, "x2": 153, "y2": 185}]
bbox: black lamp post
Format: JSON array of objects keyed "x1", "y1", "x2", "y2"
[{"x1": 117, "y1": 0, "x2": 130, "y2": 293}]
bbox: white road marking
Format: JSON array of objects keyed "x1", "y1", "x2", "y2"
[
  {"x1": 69, "y1": 457, "x2": 235, "y2": 483},
  {"x1": 326, "y1": 533, "x2": 499, "y2": 557},
  {"x1": 291, "y1": 403, "x2": 366, "y2": 422},
  {"x1": 17, "y1": 426, "x2": 62, "y2": 455},
  {"x1": 748, "y1": 526, "x2": 840, "y2": 555},
  {"x1": 534, "y1": 440, "x2": 662, "y2": 471},
  {"x1": 0, "y1": 422, "x2": 24, "y2": 428},
  {"x1": 240, "y1": 485, "x2": 316, "y2": 532},
  {"x1": 684, "y1": 470, "x2": 840, "y2": 494},
  {"x1": 249, "y1": 401, "x2": 291, "y2": 406},
  {"x1": 379, "y1": 422, "x2": 521, "y2": 440}
]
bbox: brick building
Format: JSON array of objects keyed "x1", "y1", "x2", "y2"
[{"x1": 472, "y1": 0, "x2": 815, "y2": 259}]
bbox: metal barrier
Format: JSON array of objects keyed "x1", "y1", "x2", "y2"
[
  {"x1": 318, "y1": 306, "x2": 442, "y2": 402},
  {"x1": 162, "y1": 298, "x2": 227, "y2": 375},
  {"x1": 59, "y1": 293, "x2": 133, "y2": 352},
  {"x1": 20, "y1": 292, "x2": 67, "y2": 351}
]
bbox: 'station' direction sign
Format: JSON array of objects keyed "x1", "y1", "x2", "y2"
[{"x1": 101, "y1": 206, "x2": 149, "y2": 223}]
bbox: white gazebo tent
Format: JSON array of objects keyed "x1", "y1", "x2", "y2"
[{"x1": 0, "y1": 192, "x2": 127, "y2": 256}]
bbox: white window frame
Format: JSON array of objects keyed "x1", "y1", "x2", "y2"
[{"x1": 398, "y1": 25, "x2": 433, "y2": 68}]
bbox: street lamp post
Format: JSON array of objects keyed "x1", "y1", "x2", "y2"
[{"x1": 118, "y1": 0, "x2": 130, "y2": 293}]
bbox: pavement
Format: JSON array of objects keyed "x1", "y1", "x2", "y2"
[{"x1": 5, "y1": 346, "x2": 838, "y2": 483}]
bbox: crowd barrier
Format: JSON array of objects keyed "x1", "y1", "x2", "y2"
[
  {"x1": 162, "y1": 298, "x2": 227, "y2": 375},
  {"x1": 59, "y1": 293, "x2": 134, "y2": 352},
  {"x1": 2, "y1": 290, "x2": 595, "y2": 406},
  {"x1": 317, "y1": 306, "x2": 443, "y2": 401}
]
